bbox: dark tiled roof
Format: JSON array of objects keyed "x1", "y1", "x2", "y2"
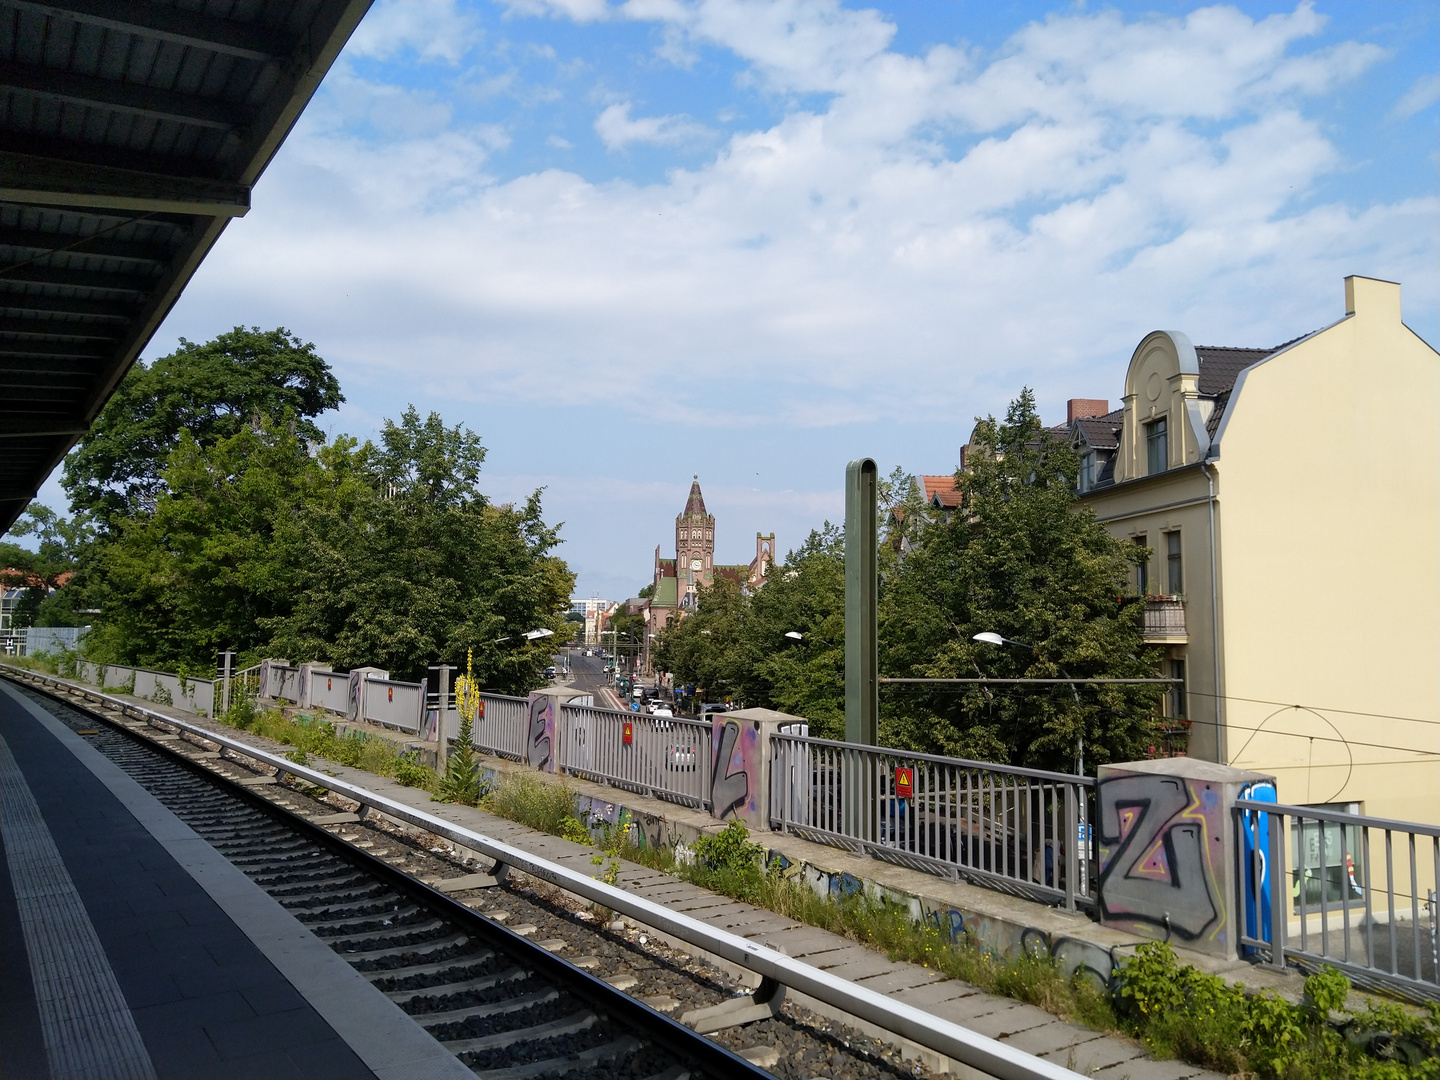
[
  {"x1": 1195, "y1": 347, "x2": 1274, "y2": 395},
  {"x1": 714, "y1": 566, "x2": 747, "y2": 585},
  {"x1": 1074, "y1": 410, "x2": 1123, "y2": 450},
  {"x1": 682, "y1": 477, "x2": 707, "y2": 517}
]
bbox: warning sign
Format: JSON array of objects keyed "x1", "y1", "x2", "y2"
[
  {"x1": 894, "y1": 766, "x2": 914, "y2": 799},
  {"x1": 622, "y1": 721, "x2": 633, "y2": 745}
]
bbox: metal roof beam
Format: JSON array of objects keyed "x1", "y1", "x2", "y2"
[
  {"x1": 0, "y1": 419, "x2": 91, "y2": 438},
  {"x1": 0, "y1": 293, "x2": 136, "y2": 319},
  {"x1": 0, "y1": 262, "x2": 157, "y2": 294},
  {"x1": 0, "y1": 61, "x2": 255, "y2": 131},
  {"x1": 0, "y1": 153, "x2": 250, "y2": 216},
  {"x1": 7, "y1": 0, "x2": 288, "y2": 63},
  {"x1": 0, "y1": 225, "x2": 175, "y2": 266},
  {"x1": 0, "y1": 315, "x2": 123, "y2": 339},
  {"x1": 0, "y1": 338, "x2": 112, "y2": 358}
]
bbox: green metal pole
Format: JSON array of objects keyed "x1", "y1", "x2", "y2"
[{"x1": 845, "y1": 458, "x2": 878, "y2": 746}]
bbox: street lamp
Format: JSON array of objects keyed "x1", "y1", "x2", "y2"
[{"x1": 973, "y1": 632, "x2": 1084, "y2": 776}]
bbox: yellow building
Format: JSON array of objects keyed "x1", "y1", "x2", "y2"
[{"x1": 1075, "y1": 276, "x2": 1439, "y2": 830}]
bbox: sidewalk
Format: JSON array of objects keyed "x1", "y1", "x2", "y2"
[{"x1": 15, "y1": 672, "x2": 1228, "y2": 1080}]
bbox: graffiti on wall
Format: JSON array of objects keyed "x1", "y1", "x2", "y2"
[
  {"x1": 347, "y1": 670, "x2": 363, "y2": 721},
  {"x1": 1238, "y1": 779, "x2": 1277, "y2": 953},
  {"x1": 1096, "y1": 772, "x2": 1224, "y2": 946},
  {"x1": 297, "y1": 665, "x2": 310, "y2": 709},
  {"x1": 710, "y1": 718, "x2": 757, "y2": 822},
  {"x1": 527, "y1": 693, "x2": 557, "y2": 772}
]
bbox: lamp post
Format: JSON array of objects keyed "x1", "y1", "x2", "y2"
[{"x1": 973, "y1": 632, "x2": 1084, "y2": 776}]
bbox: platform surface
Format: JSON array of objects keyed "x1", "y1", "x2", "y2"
[{"x1": 0, "y1": 681, "x2": 469, "y2": 1080}]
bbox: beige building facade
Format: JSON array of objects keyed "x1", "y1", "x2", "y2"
[{"x1": 1076, "y1": 276, "x2": 1439, "y2": 830}]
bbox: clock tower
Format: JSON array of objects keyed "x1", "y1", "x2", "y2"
[{"x1": 675, "y1": 475, "x2": 715, "y2": 608}]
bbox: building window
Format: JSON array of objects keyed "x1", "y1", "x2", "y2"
[
  {"x1": 1133, "y1": 535, "x2": 1148, "y2": 594},
  {"x1": 1079, "y1": 451, "x2": 1095, "y2": 492},
  {"x1": 1146, "y1": 417, "x2": 1168, "y2": 475},
  {"x1": 1166, "y1": 531, "x2": 1183, "y2": 595},
  {"x1": 1168, "y1": 659, "x2": 1186, "y2": 718}
]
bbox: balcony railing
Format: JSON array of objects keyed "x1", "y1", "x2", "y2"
[{"x1": 1142, "y1": 596, "x2": 1186, "y2": 640}]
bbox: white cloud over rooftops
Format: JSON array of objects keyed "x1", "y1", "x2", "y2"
[{"x1": 144, "y1": 0, "x2": 1436, "y2": 598}]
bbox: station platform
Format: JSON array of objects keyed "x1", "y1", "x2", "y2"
[{"x1": 0, "y1": 681, "x2": 471, "y2": 1080}]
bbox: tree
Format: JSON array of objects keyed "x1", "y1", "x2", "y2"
[
  {"x1": 653, "y1": 527, "x2": 846, "y2": 734},
  {"x1": 83, "y1": 417, "x2": 315, "y2": 670},
  {"x1": 1, "y1": 505, "x2": 94, "y2": 628},
  {"x1": 63, "y1": 327, "x2": 342, "y2": 522},
  {"x1": 880, "y1": 390, "x2": 1162, "y2": 772},
  {"x1": 262, "y1": 407, "x2": 573, "y2": 690}
]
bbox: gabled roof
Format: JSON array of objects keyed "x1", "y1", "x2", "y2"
[
  {"x1": 1073, "y1": 409, "x2": 1124, "y2": 450},
  {"x1": 714, "y1": 565, "x2": 747, "y2": 585},
  {"x1": 0, "y1": 0, "x2": 372, "y2": 533},
  {"x1": 656, "y1": 558, "x2": 675, "y2": 577},
  {"x1": 919, "y1": 474, "x2": 962, "y2": 509}
]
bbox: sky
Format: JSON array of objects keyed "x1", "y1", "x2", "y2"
[{"x1": 20, "y1": 0, "x2": 1440, "y2": 602}]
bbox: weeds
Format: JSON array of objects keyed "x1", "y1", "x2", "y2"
[
  {"x1": 1114, "y1": 941, "x2": 1440, "y2": 1079},
  {"x1": 481, "y1": 772, "x2": 590, "y2": 844},
  {"x1": 437, "y1": 708, "x2": 483, "y2": 806},
  {"x1": 213, "y1": 702, "x2": 438, "y2": 792}
]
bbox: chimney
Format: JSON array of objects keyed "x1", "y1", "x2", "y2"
[{"x1": 1067, "y1": 398, "x2": 1109, "y2": 423}]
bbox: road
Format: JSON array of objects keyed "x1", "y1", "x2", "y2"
[{"x1": 558, "y1": 649, "x2": 627, "y2": 710}]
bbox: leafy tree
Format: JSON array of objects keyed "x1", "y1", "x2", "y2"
[
  {"x1": 83, "y1": 417, "x2": 315, "y2": 670},
  {"x1": 654, "y1": 527, "x2": 846, "y2": 733},
  {"x1": 880, "y1": 390, "x2": 1162, "y2": 771},
  {"x1": 63, "y1": 327, "x2": 342, "y2": 522},
  {"x1": 262, "y1": 407, "x2": 573, "y2": 689},
  {"x1": 1, "y1": 505, "x2": 95, "y2": 628}
]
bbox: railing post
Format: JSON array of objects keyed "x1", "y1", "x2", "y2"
[
  {"x1": 1268, "y1": 808, "x2": 1288, "y2": 970},
  {"x1": 1063, "y1": 782, "x2": 1078, "y2": 913}
]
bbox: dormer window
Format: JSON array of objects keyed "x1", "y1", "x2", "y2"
[
  {"x1": 1079, "y1": 450, "x2": 1095, "y2": 492},
  {"x1": 1146, "y1": 417, "x2": 1168, "y2": 475}
]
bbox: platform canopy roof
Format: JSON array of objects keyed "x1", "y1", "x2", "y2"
[{"x1": 0, "y1": 0, "x2": 371, "y2": 533}]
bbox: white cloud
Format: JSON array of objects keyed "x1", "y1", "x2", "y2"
[
  {"x1": 347, "y1": 0, "x2": 482, "y2": 64},
  {"x1": 160, "y1": 0, "x2": 1435, "y2": 597},
  {"x1": 594, "y1": 102, "x2": 712, "y2": 149},
  {"x1": 1391, "y1": 74, "x2": 1440, "y2": 120}
]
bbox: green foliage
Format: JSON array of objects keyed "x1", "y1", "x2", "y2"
[
  {"x1": 62, "y1": 326, "x2": 342, "y2": 522},
  {"x1": 150, "y1": 684, "x2": 173, "y2": 705},
  {"x1": 1113, "y1": 943, "x2": 1440, "y2": 1079},
  {"x1": 879, "y1": 390, "x2": 1164, "y2": 770},
  {"x1": 437, "y1": 711, "x2": 483, "y2": 806},
  {"x1": 1, "y1": 505, "x2": 94, "y2": 629},
  {"x1": 391, "y1": 749, "x2": 434, "y2": 789},
  {"x1": 481, "y1": 772, "x2": 590, "y2": 843},
  {"x1": 656, "y1": 527, "x2": 845, "y2": 734}
]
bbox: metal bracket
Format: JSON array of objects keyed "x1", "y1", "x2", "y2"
[{"x1": 679, "y1": 976, "x2": 786, "y2": 1034}]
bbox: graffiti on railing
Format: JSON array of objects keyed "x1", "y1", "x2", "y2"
[
  {"x1": 527, "y1": 693, "x2": 556, "y2": 772},
  {"x1": 710, "y1": 719, "x2": 751, "y2": 820},
  {"x1": 1096, "y1": 772, "x2": 1223, "y2": 944}
]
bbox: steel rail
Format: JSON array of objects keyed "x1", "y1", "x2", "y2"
[{"x1": 4, "y1": 666, "x2": 1084, "y2": 1080}]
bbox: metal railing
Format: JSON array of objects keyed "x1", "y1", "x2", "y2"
[
  {"x1": 771, "y1": 733, "x2": 1094, "y2": 911},
  {"x1": 470, "y1": 693, "x2": 529, "y2": 760},
  {"x1": 558, "y1": 703, "x2": 712, "y2": 809},
  {"x1": 1237, "y1": 798, "x2": 1440, "y2": 1000},
  {"x1": 1142, "y1": 596, "x2": 1186, "y2": 639}
]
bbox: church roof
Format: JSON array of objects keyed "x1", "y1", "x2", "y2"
[
  {"x1": 681, "y1": 476, "x2": 707, "y2": 517},
  {"x1": 652, "y1": 577, "x2": 678, "y2": 607}
]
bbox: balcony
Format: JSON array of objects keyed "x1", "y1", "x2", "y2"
[{"x1": 1142, "y1": 596, "x2": 1187, "y2": 643}]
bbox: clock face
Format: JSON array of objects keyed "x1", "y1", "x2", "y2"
[{"x1": 690, "y1": 558, "x2": 702, "y2": 571}]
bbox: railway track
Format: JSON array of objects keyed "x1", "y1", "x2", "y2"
[
  {"x1": 7, "y1": 675, "x2": 954, "y2": 1080},
  {"x1": 6, "y1": 678, "x2": 771, "y2": 1080}
]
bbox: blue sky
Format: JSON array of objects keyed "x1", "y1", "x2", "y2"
[{"x1": 20, "y1": 0, "x2": 1440, "y2": 602}]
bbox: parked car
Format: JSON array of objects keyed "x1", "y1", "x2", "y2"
[{"x1": 651, "y1": 704, "x2": 674, "y2": 718}]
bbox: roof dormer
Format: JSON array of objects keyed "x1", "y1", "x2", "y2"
[{"x1": 1115, "y1": 331, "x2": 1212, "y2": 484}]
